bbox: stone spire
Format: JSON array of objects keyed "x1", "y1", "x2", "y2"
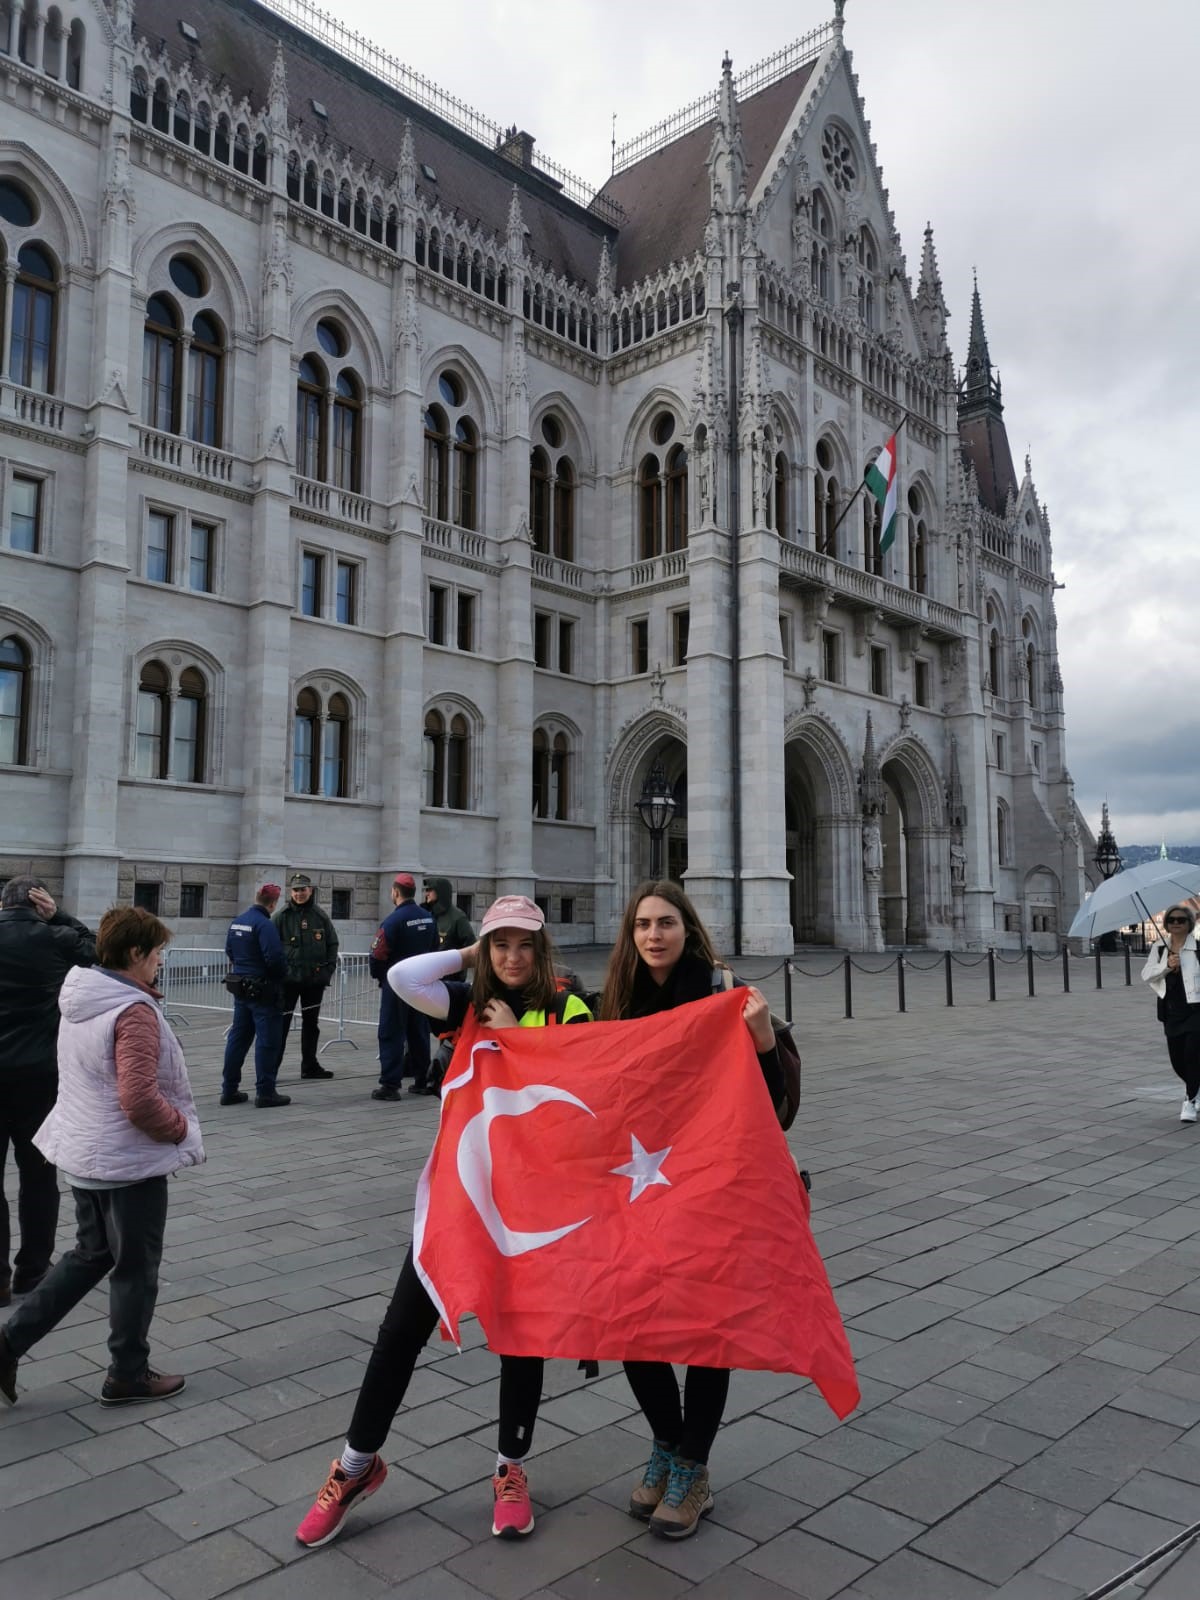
[
  {"x1": 957, "y1": 274, "x2": 1018, "y2": 516},
  {"x1": 506, "y1": 184, "x2": 526, "y2": 255},
  {"x1": 708, "y1": 53, "x2": 746, "y2": 218},
  {"x1": 960, "y1": 273, "x2": 1000, "y2": 411},
  {"x1": 269, "y1": 43, "x2": 288, "y2": 125},
  {"x1": 397, "y1": 119, "x2": 417, "y2": 203},
  {"x1": 597, "y1": 236, "x2": 612, "y2": 303},
  {"x1": 945, "y1": 734, "x2": 966, "y2": 831},
  {"x1": 914, "y1": 222, "x2": 950, "y2": 358},
  {"x1": 859, "y1": 713, "x2": 884, "y2": 817}
]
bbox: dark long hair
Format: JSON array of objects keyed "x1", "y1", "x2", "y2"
[
  {"x1": 599, "y1": 880, "x2": 720, "y2": 1020},
  {"x1": 470, "y1": 926, "x2": 558, "y2": 1020}
]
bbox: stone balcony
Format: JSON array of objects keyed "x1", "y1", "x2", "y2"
[{"x1": 778, "y1": 539, "x2": 962, "y2": 638}]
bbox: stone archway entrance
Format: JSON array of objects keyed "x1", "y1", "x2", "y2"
[
  {"x1": 630, "y1": 736, "x2": 688, "y2": 888},
  {"x1": 783, "y1": 731, "x2": 848, "y2": 945},
  {"x1": 880, "y1": 753, "x2": 936, "y2": 946}
]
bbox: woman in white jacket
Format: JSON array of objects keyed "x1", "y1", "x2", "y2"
[
  {"x1": 0, "y1": 905, "x2": 204, "y2": 1407},
  {"x1": 1141, "y1": 904, "x2": 1200, "y2": 1121}
]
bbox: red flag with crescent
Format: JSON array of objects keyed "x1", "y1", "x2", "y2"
[{"x1": 412, "y1": 988, "x2": 858, "y2": 1419}]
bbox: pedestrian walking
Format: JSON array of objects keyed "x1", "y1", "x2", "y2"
[
  {"x1": 598, "y1": 879, "x2": 785, "y2": 1539},
  {"x1": 0, "y1": 876, "x2": 95, "y2": 1307},
  {"x1": 368, "y1": 874, "x2": 438, "y2": 1100},
  {"x1": 274, "y1": 874, "x2": 339, "y2": 1081},
  {"x1": 1142, "y1": 904, "x2": 1200, "y2": 1122},
  {"x1": 221, "y1": 884, "x2": 289, "y2": 1108},
  {"x1": 0, "y1": 904, "x2": 204, "y2": 1408},
  {"x1": 295, "y1": 894, "x2": 591, "y2": 1549}
]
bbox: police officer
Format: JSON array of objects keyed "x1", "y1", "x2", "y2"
[
  {"x1": 368, "y1": 874, "x2": 438, "y2": 1101},
  {"x1": 274, "y1": 873, "x2": 339, "y2": 1081},
  {"x1": 221, "y1": 884, "x2": 289, "y2": 1108}
]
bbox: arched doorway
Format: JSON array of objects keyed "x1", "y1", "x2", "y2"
[
  {"x1": 880, "y1": 743, "x2": 942, "y2": 946},
  {"x1": 783, "y1": 721, "x2": 855, "y2": 945}
]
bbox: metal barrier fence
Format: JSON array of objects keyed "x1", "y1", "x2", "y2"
[{"x1": 159, "y1": 948, "x2": 380, "y2": 1052}]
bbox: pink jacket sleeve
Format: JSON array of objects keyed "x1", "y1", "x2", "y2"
[{"x1": 113, "y1": 1004, "x2": 188, "y2": 1144}]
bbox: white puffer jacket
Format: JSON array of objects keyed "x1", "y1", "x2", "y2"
[
  {"x1": 1142, "y1": 935, "x2": 1200, "y2": 1006},
  {"x1": 36, "y1": 966, "x2": 205, "y2": 1181}
]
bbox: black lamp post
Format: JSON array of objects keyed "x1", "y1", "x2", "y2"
[
  {"x1": 1093, "y1": 801, "x2": 1122, "y2": 951},
  {"x1": 636, "y1": 761, "x2": 677, "y2": 881}
]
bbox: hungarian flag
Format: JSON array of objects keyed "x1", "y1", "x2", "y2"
[
  {"x1": 413, "y1": 989, "x2": 859, "y2": 1420},
  {"x1": 865, "y1": 432, "x2": 898, "y2": 554}
]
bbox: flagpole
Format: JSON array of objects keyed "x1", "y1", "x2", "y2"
[{"x1": 826, "y1": 412, "x2": 910, "y2": 551}]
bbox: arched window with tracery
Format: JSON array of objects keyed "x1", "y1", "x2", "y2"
[
  {"x1": 550, "y1": 731, "x2": 569, "y2": 819},
  {"x1": 529, "y1": 414, "x2": 577, "y2": 560},
  {"x1": 294, "y1": 318, "x2": 364, "y2": 488},
  {"x1": 454, "y1": 418, "x2": 478, "y2": 529},
  {"x1": 296, "y1": 355, "x2": 326, "y2": 480},
  {"x1": 814, "y1": 437, "x2": 840, "y2": 557},
  {"x1": 986, "y1": 601, "x2": 1002, "y2": 695},
  {"x1": 531, "y1": 727, "x2": 549, "y2": 817},
  {"x1": 529, "y1": 446, "x2": 551, "y2": 552},
  {"x1": 292, "y1": 682, "x2": 354, "y2": 798},
  {"x1": 811, "y1": 190, "x2": 832, "y2": 300},
  {"x1": 187, "y1": 311, "x2": 224, "y2": 446},
  {"x1": 774, "y1": 451, "x2": 789, "y2": 538},
  {"x1": 424, "y1": 709, "x2": 445, "y2": 806},
  {"x1": 0, "y1": 636, "x2": 31, "y2": 766},
  {"x1": 907, "y1": 486, "x2": 928, "y2": 594},
  {"x1": 424, "y1": 404, "x2": 449, "y2": 521},
  {"x1": 864, "y1": 493, "x2": 883, "y2": 575},
  {"x1": 323, "y1": 693, "x2": 349, "y2": 797},
  {"x1": 425, "y1": 370, "x2": 482, "y2": 530},
  {"x1": 293, "y1": 687, "x2": 320, "y2": 794},
  {"x1": 996, "y1": 800, "x2": 1011, "y2": 866},
  {"x1": 134, "y1": 659, "x2": 209, "y2": 783},
  {"x1": 332, "y1": 371, "x2": 362, "y2": 492},
  {"x1": 665, "y1": 444, "x2": 688, "y2": 551},
  {"x1": 1022, "y1": 617, "x2": 1038, "y2": 708},
  {"x1": 12, "y1": 242, "x2": 58, "y2": 393},
  {"x1": 142, "y1": 294, "x2": 180, "y2": 430},
  {"x1": 638, "y1": 454, "x2": 661, "y2": 558},
  {"x1": 424, "y1": 705, "x2": 473, "y2": 809}
]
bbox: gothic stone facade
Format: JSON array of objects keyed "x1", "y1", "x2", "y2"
[{"x1": 0, "y1": 0, "x2": 1092, "y2": 950}]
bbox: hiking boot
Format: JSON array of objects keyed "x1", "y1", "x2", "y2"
[
  {"x1": 649, "y1": 1457, "x2": 713, "y2": 1539},
  {"x1": 100, "y1": 1368, "x2": 185, "y2": 1406},
  {"x1": 371, "y1": 1086, "x2": 401, "y2": 1102},
  {"x1": 301, "y1": 1065, "x2": 334, "y2": 1079},
  {"x1": 492, "y1": 1461, "x2": 534, "y2": 1539},
  {"x1": 295, "y1": 1454, "x2": 387, "y2": 1547},
  {"x1": 629, "y1": 1439, "x2": 676, "y2": 1520},
  {"x1": 254, "y1": 1092, "x2": 291, "y2": 1108},
  {"x1": 0, "y1": 1331, "x2": 17, "y2": 1405},
  {"x1": 220, "y1": 1091, "x2": 248, "y2": 1106}
]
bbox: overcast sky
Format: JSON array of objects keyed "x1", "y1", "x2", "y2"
[{"x1": 318, "y1": 0, "x2": 1200, "y2": 846}]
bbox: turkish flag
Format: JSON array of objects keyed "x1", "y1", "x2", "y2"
[{"x1": 413, "y1": 989, "x2": 858, "y2": 1419}]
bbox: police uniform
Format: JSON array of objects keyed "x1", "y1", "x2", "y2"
[
  {"x1": 369, "y1": 876, "x2": 439, "y2": 1098},
  {"x1": 221, "y1": 887, "x2": 289, "y2": 1106}
]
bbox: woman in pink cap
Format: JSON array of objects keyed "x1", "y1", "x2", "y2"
[{"x1": 296, "y1": 894, "x2": 589, "y2": 1551}]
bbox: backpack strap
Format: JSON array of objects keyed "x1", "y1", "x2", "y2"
[{"x1": 712, "y1": 964, "x2": 737, "y2": 993}]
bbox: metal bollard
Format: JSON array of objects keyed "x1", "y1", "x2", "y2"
[
  {"x1": 988, "y1": 948, "x2": 996, "y2": 1002},
  {"x1": 784, "y1": 958, "x2": 794, "y2": 1024},
  {"x1": 843, "y1": 952, "x2": 853, "y2": 1020},
  {"x1": 1124, "y1": 943, "x2": 1132, "y2": 986},
  {"x1": 944, "y1": 949, "x2": 954, "y2": 1008},
  {"x1": 1095, "y1": 947, "x2": 1103, "y2": 990},
  {"x1": 897, "y1": 953, "x2": 906, "y2": 1013},
  {"x1": 1027, "y1": 946, "x2": 1035, "y2": 997},
  {"x1": 1062, "y1": 946, "x2": 1070, "y2": 994}
]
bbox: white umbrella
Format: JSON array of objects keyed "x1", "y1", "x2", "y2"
[{"x1": 1068, "y1": 859, "x2": 1200, "y2": 941}]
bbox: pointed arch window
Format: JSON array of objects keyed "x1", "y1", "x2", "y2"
[
  {"x1": 532, "y1": 728, "x2": 549, "y2": 817},
  {"x1": 12, "y1": 244, "x2": 58, "y2": 393},
  {"x1": 187, "y1": 311, "x2": 223, "y2": 446},
  {"x1": 0, "y1": 636, "x2": 31, "y2": 766},
  {"x1": 864, "y1": 495, "x2": 883, "y2": 575},
  {"x1": 639, "y1": 454, "x2": 662, "y2": 559},
  {"x1": 425, "y1": 707, "x2": 472, "y2": 810},
  {"x1": 551, "y1": 732, "x2": 569, "y2": 819},
  {"x1": 424, "y1": 405, "x2": 449, "y2": 521},
  {"x1": 814, "y1": 438, "x2": 839, "y2": 556},
  {"x1": 323, "y1": 693, "x2": 349, "y2": 797},
  {"x1": 142, "y1": 294, "x2": 180, "y2": 431},
  {"x1": 293, "y1": 687, "x2": 320, "y2": 794},
  {"x1": 172, "y1": 667, "x2": 206, "y2": 783},
  {"x1": 665, "y1": 444, "x2": 688, "y2": 552},
  {"x1": 553, "y1": 459, "x2": 575, "y2": 561},
  {"x1": 774, "y1": 450, "x2": 789, "y2": 538},
  {"x1": 296, "y1": 356, "x2": 326, "y2": 480},
  {"x1": 447, "y1": 713, "x2": 469, "y2": 809},
  {"x1": 332, "y1": 371, "x2": 362, "y2": 491},
  {"x1": 454, "y1": 418, "x2": 478, "y2": 529},
  {"x1": 134, "y1": 660, "x2": 169, "y2": 779},
  {"x1": 135, "y1": 659, "x2": 209, "y2": 783},
  {"x1": 424, "y1": 709, "x2": 445, "y2": 807},
  {"x1": 530, "y1": 447, "x2": 551, "y2": 552}
]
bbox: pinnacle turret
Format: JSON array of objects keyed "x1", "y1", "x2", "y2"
[
  {"x1": 960, "y1": 273, "x2": 1000, "y2": 411},
  {"x1": 914, "y1": 222, "x2": 950, "y2": 358}
]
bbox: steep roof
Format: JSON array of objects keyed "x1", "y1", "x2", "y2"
[
  {"x1": 597, "y1": 61, "x2": 818, "y2": 289},
  {"x1": 131, "y1": 0, "x2": 613, "y2": 286}
]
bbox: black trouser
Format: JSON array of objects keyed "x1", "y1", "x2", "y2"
[
  {"x1": 622, "y1": 1361, "x2": 730, "y2": 1465},
  {"x1": 1167, "y1": 1031, "x2": 1200, "y2": 1100},
  {"x1": 347, "y1": 1246, "x2": 544, "y2": 1460},
  {"x1": 2, "y1": 1177, "x2": 168, "y2": 1379},
  {"x1": 0, "y1": 1074, "x2": 60, "y2": 1287},
  {"x1": 278, "y1": 980, "x2": 326, "y2": 1072}
]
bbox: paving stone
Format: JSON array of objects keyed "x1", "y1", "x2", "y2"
[
  {"x1": 58, "y1": 1576, "x2": 168, "y2": 1600},
  {"x1": 444, "y1": 1497, "x2": 637, "y2": 1600},
  {"x1": 318, "y1": 1505, "x2": 469, "y2": 1584},
  {"x1": 141, "y1": 1529, "x2": 280, "y2": 1599},
  {"x1": 551, "y1": 1544, "x2": 692, "y2": 1599},
  {"x1": 148, "y1": 1477, "x2": 275, "y2": 1539},
  {"x1": 738, "y1": 1528, "x2": 873, "y2": 1598},
  {"x1": 912, "y1": 1485, "x2": 1081, "y2": 1584},
  {"x1": 849, "y1": 1547, "x2": 996, "y2": 1599},
  {"x1": 800, "y1": 1493, "x2": 925, "y2": 1560},
  {"x1": 0, "y1": 1459, "x2": 180, "y2": 1559},
  {"x1": 1031, "y1": 1532, "x2": 1137, "y2": 1590},
  {"x1": 0, "y1": 1507, "x2": 182, "y2": 1600},
  {"x1": 220, "y1": 1546, "x2": 390, "y2": 1597},
  {"x1": 0, "y1": 1445, "x2": 89, "y2": 1505},
  {"x1": 1071, "y1": 1499, "x2": 1185, "y2": 1556}
]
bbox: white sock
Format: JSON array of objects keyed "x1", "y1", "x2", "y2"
[
  {"x1": 339, "y1": 1444, "x2": 375, "y2": 1478},
  {"x1": 496, "y1": 1452, "x2": 525, "y2": 1473}
]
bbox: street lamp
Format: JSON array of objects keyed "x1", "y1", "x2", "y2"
[
  {"x1": 1093, "y1": 800, "x2": 1122, "y2": 951},
  {"x1": 636, "y1": 760, "x2": 677, "y2": 881}
]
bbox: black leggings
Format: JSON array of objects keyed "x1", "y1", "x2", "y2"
[
  {"x1": 622, "y1": 1361, "x2": 730, "y2": 1465},
  {"x1": 1167, "y1": 1032, "x2": 1200, "y2": 1100},
  {"x1": 347, "y1": 1246, "x2": 544, "y2": 1460}
]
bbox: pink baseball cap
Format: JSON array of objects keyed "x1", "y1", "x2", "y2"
[{"x1": 479, "y1": 894, "x2": 545, "y2": 936}]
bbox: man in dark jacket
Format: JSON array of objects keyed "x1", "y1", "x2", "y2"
[
  {"x1": 273, "y1": 874, "x2": 339, "y2": 1081},
  {"x1": 422, "y1": 876, "x2": 475, "y2": 950},
  {"x1": 0, "y1": 876, "x2": 95, "y2": 1306},
  {"x1": 369, "y1": 874, "x2": 438, "y2": 1101},
  {"x1": 221, "y1": 885, "x2": 289, "y2": 1109}
]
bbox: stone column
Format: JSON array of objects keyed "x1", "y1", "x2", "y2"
[{"x1": 681, "y1": 525, "x2": 733, "y2": 943}]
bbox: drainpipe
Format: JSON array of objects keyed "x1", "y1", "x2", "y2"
[{"x1": 725, "y1": 284, "x2": 743, "y2": 956}]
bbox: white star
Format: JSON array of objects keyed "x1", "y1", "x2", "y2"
[{"x1": 610, "y1": 1134, "x2": 672, "y2": 1203}]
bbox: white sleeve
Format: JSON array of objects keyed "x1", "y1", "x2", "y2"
[{"x1": 387, "y1": 946, "x2": 465, "y2": 1019}]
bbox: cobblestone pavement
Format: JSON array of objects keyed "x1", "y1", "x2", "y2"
[{"x1": 4, "y1": 954, "x2": 1200, "y2": 1598}]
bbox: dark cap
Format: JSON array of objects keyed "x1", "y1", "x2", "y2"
[
  {"x1": 394, "y1": 872, "x2": 416, "y2": 891},
  {"x1": 260, "y1": 883, "x2": 282, "y2": 901},
  {"x1": 289, "y1": 873, "x2": 313, "y2": 889}
]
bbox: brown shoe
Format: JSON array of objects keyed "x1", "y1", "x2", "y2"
[
  {"x1": 629, "y1": 1440, "x2": 676, "y2": 1520},
  {"x1": 648, "y1": 1458, "x2": 713, "y2": 1539},
  {"x1": 100, "y1": 1368, "x2": 186, "y2": 1406}
]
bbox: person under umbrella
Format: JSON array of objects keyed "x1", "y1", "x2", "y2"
[{"x1": 1141, "y1": 904, "x2": 1200, "y2": 1122}]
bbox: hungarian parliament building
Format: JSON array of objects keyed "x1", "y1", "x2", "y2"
[{"x1": 0, "y1": 0, "x2": 1096, "y2": 950}]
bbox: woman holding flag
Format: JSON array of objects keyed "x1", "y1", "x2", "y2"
[
  {"x1": 294, "y1": 894, "x2": 590, "y2": 1550},
  {"x1": 599, "y1": 879, "x2": 785, "y2": 1539}
]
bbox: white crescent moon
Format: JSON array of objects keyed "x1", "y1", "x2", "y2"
[{"x1": 458, "y1": 1084, "x2": 595, "y2": 1257}]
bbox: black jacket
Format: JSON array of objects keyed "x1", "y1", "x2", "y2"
[{"x1": 0, "y1": 905, "x2": 96, "y2": 1074}]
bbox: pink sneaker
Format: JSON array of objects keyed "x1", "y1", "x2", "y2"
[
  {"x1": 492, "y1": 1461, "x2": 535, "y2": 1539},
  {"x1": 295, "y1": 1455, "x2": 387, "y2": 1547}
]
